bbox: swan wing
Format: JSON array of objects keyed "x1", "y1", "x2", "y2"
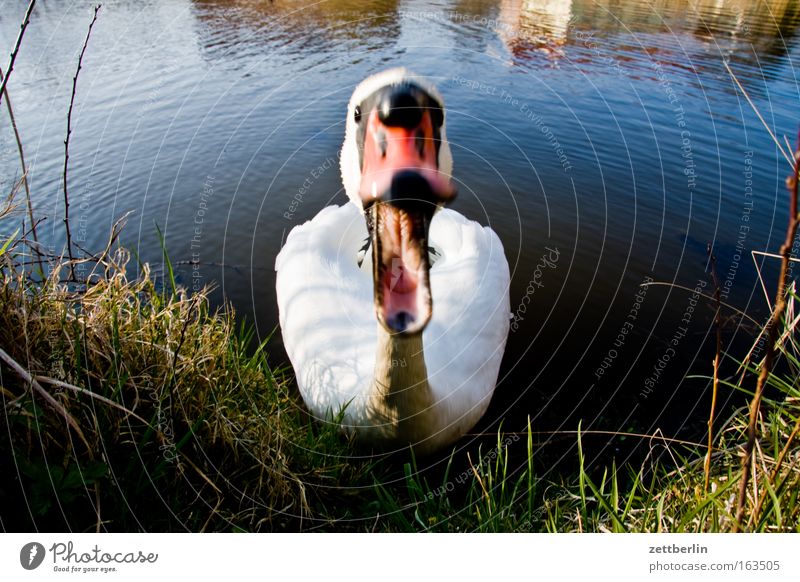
[
  {"x1": 423, "y1": 209, "x2": 511, "y2": 439},
  {"x1": 276, "y1": 205, "x2": 511, "y2": 444},
  {"x1": 275, "y1": 204, "x2": 376, "y2": 422}
]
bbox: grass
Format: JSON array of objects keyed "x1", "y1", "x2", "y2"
[
  {"x1": 0, "y1": 199, "x2": 379, "y2": 531},
  {"x1": 0, "y1": 5, "x2": 798, "y2": 526},
  {"x1": 1, "y1": 178, "x2": 800, "y2": 531}
]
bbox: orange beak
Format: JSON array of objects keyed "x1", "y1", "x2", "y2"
[
  {"x1": 358, "y1": 107, "x2": 455, "y2": 206},
  {"x1": 358, "y1": 90, "x2": 456, "y2": 334}
]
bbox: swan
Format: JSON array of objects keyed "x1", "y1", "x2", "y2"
[{"x1": 275, "y1": 68, "x2": 510, "y2": 455}]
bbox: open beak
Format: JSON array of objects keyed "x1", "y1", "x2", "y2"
[{"x1": 358, "y1": 85, "x2": 456, "y2": 334}]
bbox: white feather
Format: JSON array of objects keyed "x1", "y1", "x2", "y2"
[
  {"x1": 276, "y1": 70, "x2": 510, "y2": 453},
  {"x1": 276, "y1": 204, "x2": 510, "y2": 450}
]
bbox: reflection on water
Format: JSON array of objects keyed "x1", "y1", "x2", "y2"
[
  {"x1": 190, "y1": 0, "x2": 402, "y2": 61},
  {"x1": 1, "y1": 0, "x2": 800, "y2": 469},
  {"x1": 498, "y1": 0, "x2": 574, "y2": 48}
]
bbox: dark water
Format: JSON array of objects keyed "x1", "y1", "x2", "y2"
[{"x1": 2, "y1": 0, "x2": 800, "y2": 469}]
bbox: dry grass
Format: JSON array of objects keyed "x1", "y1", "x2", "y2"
[{"x1": 0, "y1": 193, "x2": 370, "y2": 531}]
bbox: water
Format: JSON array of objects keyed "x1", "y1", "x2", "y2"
[{"x1": 2, "y1": 0, "x2": 800, "y2": 467}]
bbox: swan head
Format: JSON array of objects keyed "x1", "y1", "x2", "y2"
[{"x1": 341, "y1": 68, "x2": 456, "y2": 335}]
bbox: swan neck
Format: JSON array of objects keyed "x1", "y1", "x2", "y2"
[{"x1": 371, "y1": 325, "x2": 433, "y2": 442}]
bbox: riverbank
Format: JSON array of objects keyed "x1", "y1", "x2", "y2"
[{"x1": 1, "y1": 189, "x2": 797, "y2": 531}]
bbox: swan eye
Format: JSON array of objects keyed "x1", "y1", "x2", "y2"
[{"x1": 354, "y1": 105, "x2": 362, "y2": 123}]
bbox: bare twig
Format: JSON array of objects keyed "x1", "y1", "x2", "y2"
[
  {"x1": 75, "y1": 211, "x2": 129, "y2": 282},
  {"x1": 724, "y1": 60, "x2": 794, "y2": 168},
  {"x1": 739, "y1": 251, "x2": 800, "y2": 371},
  {"x1": 5, "y1": 216, "x2": 47, "y2": 265},
  {"x1": 769, "y1": 416, "x2": 800, "y2": 482},
  {"x1": 0, "y1": 66, "x2": 38, "y2": 253},
  {"x1": 640, "y1": 281, "x2": 760, "y2": 326},
  {"x1": 34, "y1": 375, "x2": 152, "y2": 426},
  {"x1": 0, "y1": 347, "x2": 90, "y2": 451},
  {"x1": 94, "y1": 483, "x2": 102, "y2": 533},
  {"x1": 750, "y1": 411, "x2": 800, "y2": 529},
  {"x1": 63, "y1": 5, "x2": 101, "y2": 278},
  {"x1": 0, "y1": 0, "x2": 36, "y2": 107},
  {"x1": 704, "y1": 244, "x2": 722, "y2": 492},
  {"x1": 733, "y1": 135, "x2": 800, "y2": 531},
  {"x1": 180, "y1": 453, "x2": 222, "y2": 495}
]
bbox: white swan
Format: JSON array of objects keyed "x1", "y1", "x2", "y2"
[{"x1": 275, "y1": 68, "x2": 510, "y2": 455}]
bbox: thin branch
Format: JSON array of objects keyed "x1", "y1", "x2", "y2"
[
  {"x1": 63, "y1": 5, "x2": 101, "y2": 278},
  {"x1": 750, "y1": 412, "x2": 800, "y2": 529},
  {"x1": 0, "y1": 0, "x2": 36, "y2": 107},
  {"x1": 94, "y1": 483, "x2": 102, "y2": 533},
  {"x1": 34, "y1": 375, "x2": 152, "y2": 426},
  {"x1": 1, "y1": 216, "x2": 46, "y2": 269},
  {"x1": 769, "y1": 416, "x2": 800, "y2": 483},
  {"x1": 704, "y1": 244, "x2": 722, "y2": 493},
  {"x1": 0, "y1": 66, "x2": 38, "y2": 253},
  {"x1": 740, "y1": 251, "x2": 800, "y2": 372},
  {"x1": 0, "y1": 347, "x2": 90, "y2": 451},
  {"x1": 641, "y1": 281, "x2": 760, "y2": 326},
  {"x1": 724, "y1": 60, "x2": 794, "y2": 168},
  {"x1": 733, "y1": 134, "x2": 800, "y2": 531}
]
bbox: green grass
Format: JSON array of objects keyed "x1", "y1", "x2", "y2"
[{"x1": 1, "y1": 188, "x2": 799, "y2": 532}]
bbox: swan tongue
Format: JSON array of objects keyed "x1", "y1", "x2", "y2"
[{"x1": 373, "y1": 201, "x2": 432, "y2": 334}]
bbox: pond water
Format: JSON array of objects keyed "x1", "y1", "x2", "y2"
[{"x1": 2, "y1": 0, "x2": 800, "y2": 469}]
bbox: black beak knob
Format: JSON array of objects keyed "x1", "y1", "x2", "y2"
[
  {"x1": 378, "y1": 85, "x2": 424, "y2": 129},
  {"x1": 389, "y1": 170, "x2": 436, "y2": 212}
]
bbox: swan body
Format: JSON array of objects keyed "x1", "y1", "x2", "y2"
[{"x1": 275, "y1": 69, "x2": 510, "y2": 454}]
